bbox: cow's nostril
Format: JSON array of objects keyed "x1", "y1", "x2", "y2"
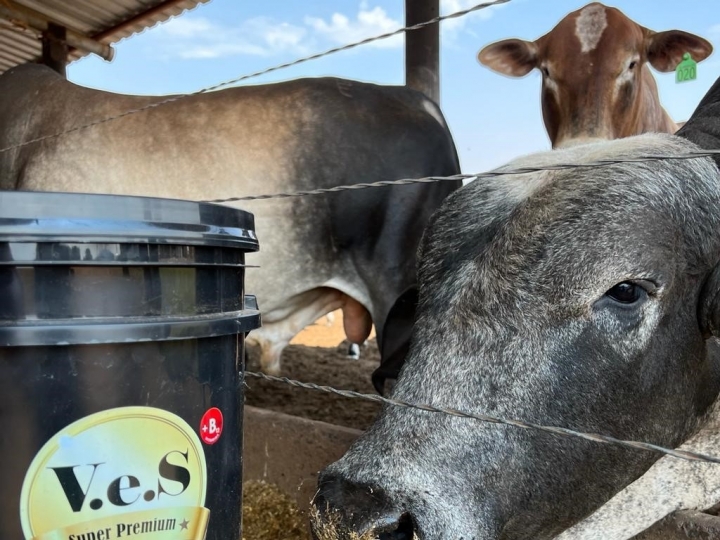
[
  {"x1": 377, "y1": 512, "x2": 416, "y2": 540},
  {"x1": 311, "y1": 472, "x2": 419, "y2": 539}
]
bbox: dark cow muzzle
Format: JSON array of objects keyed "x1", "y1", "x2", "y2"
[{"x1": 311, "y1": 473, "x2": 418, "y2": 540}]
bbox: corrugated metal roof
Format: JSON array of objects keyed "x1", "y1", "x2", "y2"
[{"x1": 0, "y1": 0, "x2": 210, "y2": 74}]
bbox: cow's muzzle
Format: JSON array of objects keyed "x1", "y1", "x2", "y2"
[{"x1": 311, "y1": 472, "x2": 418, "y2": 540}]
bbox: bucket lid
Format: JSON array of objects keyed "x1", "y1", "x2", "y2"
[{"x1": 0, "y1": 191, "x2": 258, "y2": 251}]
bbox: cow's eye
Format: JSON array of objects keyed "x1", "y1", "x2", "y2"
[
  {"x1": 605, "y1": 282, "x2": 644, "y2": 304},
  {"x1": 628, "y1": 60, "x2": 637, "y2": 70},
  {"x1": 542, "y1": 66, "x2": 550, "y2": 77}
]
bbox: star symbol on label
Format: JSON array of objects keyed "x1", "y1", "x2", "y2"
[{"x1": 180, "y1": 519, "x2": 189, "y2": 530}]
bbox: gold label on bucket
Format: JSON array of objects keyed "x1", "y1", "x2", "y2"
[{"x1": 20, "y1": 407, "x2": 209, "y2": 540}]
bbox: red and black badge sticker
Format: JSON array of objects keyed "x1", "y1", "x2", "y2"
[{"x1": 200, "y1": 407, "x2": 223, "y2": 445}]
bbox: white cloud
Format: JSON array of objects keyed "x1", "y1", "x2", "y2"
[
  {"x1": 305, "y1": 2, "x2": 403, "y2": 49},
  {"x1": 154, "y1": 15, "x2": 308, "y2": 59},
  {"x1": 440, "y1": 0, "x2": 503, "y2": 38},
  {"x1": 156, "y1": 16, "x2": 213, "y2": 38},
  {"x1": 154, "y1": 1, "x2": 506, "y2": 61},
  {"x1": 180, "y1": 43, "x2": 268, "y2": 59}
]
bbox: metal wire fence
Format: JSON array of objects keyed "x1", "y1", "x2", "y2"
[
  {"x1": 203, "y1": 150, "x2": 720, "y2": 203},
  {"x1": 3, "y1": 0, "x2": 719, "y2": 471},
  {"x1": 0, "y1": 0, "x2": 510, "y2": 155},
  {"x1": 230, "y1": 149, "x2": 720, "y2": 469},
  {"x1": 244, "y1": 371, "x2": 720, "y2": 465}
]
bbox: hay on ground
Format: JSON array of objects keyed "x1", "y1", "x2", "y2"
[{"x1": 242, "y1": 480, "x2": 308, "y2": 540}]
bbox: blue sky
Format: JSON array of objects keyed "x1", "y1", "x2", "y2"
[{"x1": 68, "y1": 0, "x2": 720, "y2": 173}]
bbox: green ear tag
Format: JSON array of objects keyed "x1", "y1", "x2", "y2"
[{"x1": 676, "y1": 52, "x2": 697, "y2": 83}]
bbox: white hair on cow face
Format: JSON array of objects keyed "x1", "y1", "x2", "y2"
[{"x1": 575, "y1": 3, "x2": 608, "y2": 54}]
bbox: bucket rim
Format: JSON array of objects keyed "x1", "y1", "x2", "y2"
[
  {"x1": 0, "y1": 309, "x2": 261, "y2": 346},
  {"x1": 0, "y1": 190, "x2": 259, "y2": 251}
]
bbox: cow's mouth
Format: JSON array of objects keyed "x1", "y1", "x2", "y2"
[{"x1": 309, "y1": 503, "x2": 419, "y2": 540}]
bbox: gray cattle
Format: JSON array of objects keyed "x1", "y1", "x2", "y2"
[
  {"x1": 678, "y1": 73, "x2": 720, "y2": 166},
  {"x1": 311, "y1": 131, "x2": 720, "y2": 538},
  {"x1": 560, "y1": 73, "x2": 720, "y2": 540},
  {"x1": 0, "y1": 64, "x2": 461, "y2": 380}
]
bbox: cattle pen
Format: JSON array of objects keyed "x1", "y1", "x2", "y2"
[{"x1": 2, "y1": 1, "x2": 720, "y2": 539}]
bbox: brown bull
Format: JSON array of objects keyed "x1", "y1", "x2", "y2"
[{"x1": 478, "y1": 2, "x2": 713, "y2": 148}]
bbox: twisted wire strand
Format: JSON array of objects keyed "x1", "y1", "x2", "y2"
[
  {"x1": 203, "y1": 173, "x2": 476, "y2": 202},
  {"x1": 203, "y1": 150, "x2": 720, "y2": 203},
  {"x1": 0, "y1": 0, "x2": 510, "y2": 155},
  {"x1": 244, "y1": 370, "x2": 720, "y2": 465}
]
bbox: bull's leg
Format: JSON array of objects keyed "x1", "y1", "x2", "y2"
[
  {"x1": 247, "y1": 331, "x2": 292, "y2": 376},
  {"x1": 347, "y1": 343, "x2": 361, "y2": 359},
  {"x1": 248, "y1": 289, "x2": 373, "y2": 374}
]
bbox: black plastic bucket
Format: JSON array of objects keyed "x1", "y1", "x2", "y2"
[{"x1": 0, "y1": 191, "x2": 260, "y2": 540}]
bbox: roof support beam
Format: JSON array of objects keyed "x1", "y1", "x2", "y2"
[
  {"x1": 0, "y1": 0, "x2": 114, "y2": 61},
  {"x1": 405, "y1": 0, "x2": 440, "y2": 103}
]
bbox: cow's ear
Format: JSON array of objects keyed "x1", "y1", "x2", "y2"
[
  {"x1": 646, "y1": 30, "x2": 713, "y2": 73},
  {"x1": 699, "y1": 264, "x2": 720, "y2": 338},
  {"x1": 478, "y1": 39, "x2": 538, "y2": 77}
]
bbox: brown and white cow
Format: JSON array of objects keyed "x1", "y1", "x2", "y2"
[{"x1": 478, "y1": 2, "x2": 713, "y2": 148}]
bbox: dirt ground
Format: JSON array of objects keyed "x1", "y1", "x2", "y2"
[
  {"x1": 244, "y1": 336, "x2": 382, "y2": 432},
  {"x1": 245, "y1": 307, "x2": 382, "y2": 431},
  {"x1": 242, "y1": 312, "x2": 382, "y2": 539}
]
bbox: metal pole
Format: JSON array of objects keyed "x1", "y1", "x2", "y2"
[
  {"x1": 405, "y1": 0, "x2": 440, "y2": 103},
  {"x1": 41, "y1": 22, "x2": 67, "y2": 76}
]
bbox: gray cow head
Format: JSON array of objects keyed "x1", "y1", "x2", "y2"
[{"x1": 311, "y1": 134, "x2": 720, "y2": 539}]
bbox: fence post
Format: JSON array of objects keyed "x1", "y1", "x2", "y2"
[
  {"x1": 41, "y1": 22, "x2": 67, "y2": 77},
  {"x1": 405, "y1": 0, "x2": 440, "y2": 104}
]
